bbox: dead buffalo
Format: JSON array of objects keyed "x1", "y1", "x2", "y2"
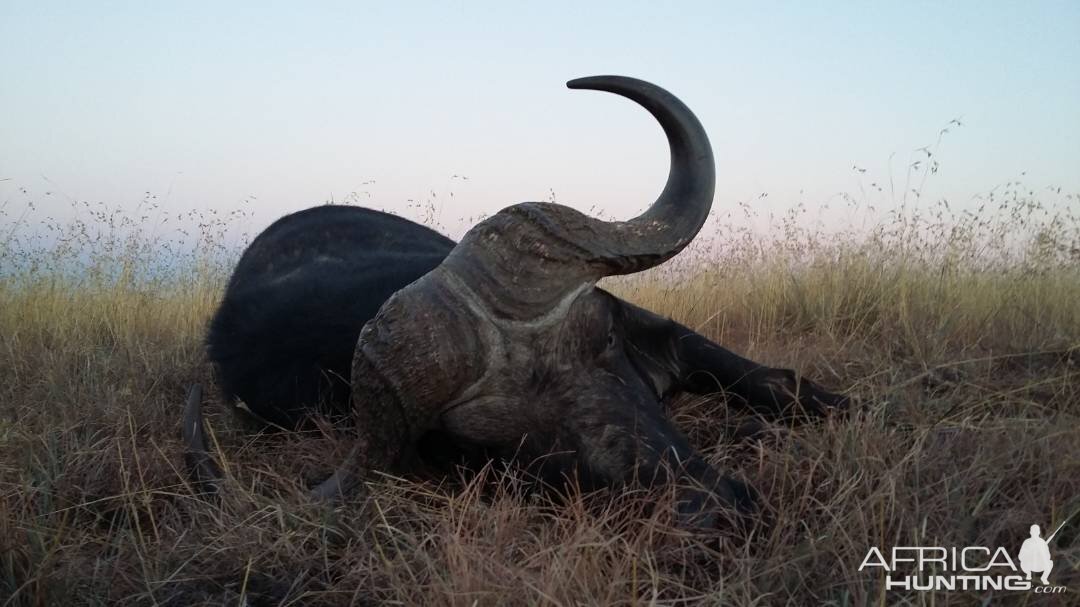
[{"x1": 187, "y1": 75, "x2": 849, "y2": 528}]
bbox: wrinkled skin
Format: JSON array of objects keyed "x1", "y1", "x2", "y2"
[
  {"x1": 423, "y1": 287, "x2": 769, "y2": 526},
  {"x1": 194, "y1": 76, "x2": 850, "y2": 529}
]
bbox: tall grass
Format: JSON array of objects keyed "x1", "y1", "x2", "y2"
[{"x1": 1, "y1": 171, "x2": 1078, "y2": 604}]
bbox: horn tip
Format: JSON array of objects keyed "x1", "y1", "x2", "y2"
[{"x1": 567, "y1": 75, "x2": 622, "y2": 90}]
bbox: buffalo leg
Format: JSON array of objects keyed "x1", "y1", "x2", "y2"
[
  {"x1": 616, "y1": 298, "x2": 849, "y2": 419},
  {"x1": 673, "y1": 328, "x2": 849, "y2": 419}
]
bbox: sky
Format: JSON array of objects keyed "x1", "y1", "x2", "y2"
[{"x1": 2, "y1": 1, "x2": 1078, "y2": 240}]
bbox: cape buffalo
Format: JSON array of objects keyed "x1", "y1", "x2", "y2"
[{"x1": 186, "y1": 75, "x2": 849, "y2": 528}]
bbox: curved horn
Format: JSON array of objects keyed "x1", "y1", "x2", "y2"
[
  {"x1": 442, "y1": 76, "x2": 715, "y2": 317},
  {"x1": 565, "y1": 75, "x2": 715, "y2": 268},
  {"x1": 182, "y1": 384, "x2": 222, "y2": 495}
]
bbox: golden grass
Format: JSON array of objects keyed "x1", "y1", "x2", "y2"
[{"x1": 1, "y1": 185, "x2": 1079, "y2": 605}]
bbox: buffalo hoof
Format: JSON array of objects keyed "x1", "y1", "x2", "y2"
[{"x1": 797, "y1": 381, "x2": 852, "y2": 419}]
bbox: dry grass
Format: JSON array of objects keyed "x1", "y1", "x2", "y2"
[{"x1": 2, "y1": 178, "x2": 1079, "y2": 605}]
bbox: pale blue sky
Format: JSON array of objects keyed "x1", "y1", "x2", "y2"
[{"x1": 2, "y1": 1, "x2": 1077, "y2": 238}]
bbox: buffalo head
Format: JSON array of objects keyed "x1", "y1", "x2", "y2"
[{"x1": 320, "y1": 76, "x2": 739, "y2": 525}]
